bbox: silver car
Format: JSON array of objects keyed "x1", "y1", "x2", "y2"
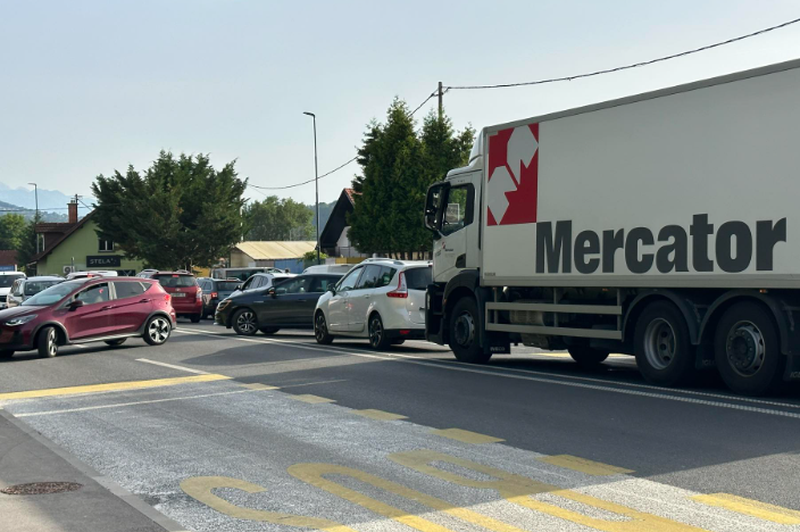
[{"x1": 6, "y1": 276, "x2": 63, "y2": 308}]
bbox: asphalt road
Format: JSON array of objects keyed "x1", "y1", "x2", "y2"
[{"x1": 2, "y1": 320, "x2": 800, "y2": 532}]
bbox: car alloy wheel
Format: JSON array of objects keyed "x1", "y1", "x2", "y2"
[
  {"x1": 234, "y1": 310, "x2": 257, "y2": 335},
  {"x1": 368, "y1": 314, "x2": 390, "y2": 350},
  {"x1": 148, "y1": 317, "x2": 171, "y2": 344}
]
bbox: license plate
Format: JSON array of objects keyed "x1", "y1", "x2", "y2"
[{"x1": 172, "y1": 293, "x2": 187, "y2": 298}]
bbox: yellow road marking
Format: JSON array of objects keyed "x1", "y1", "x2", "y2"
[
  {"x1": 0, "y1": 374, "x2": 231, "y2": 401},
  {"x1": 240, "y1": 383, "x2": 280, "y2": 391},
  {"x1": 288, "y1": 394, "x2": 335, "y2": 404},
  {"x1": 352, "y1": 409, "x2": 407, "y2": 421},
  {"x1": 691, "y1": 493, "x2": 800, "y2": 524},
  {"x1": 537, "y1": 455, "x2": 634, "y2": 476},
  {"x1": 431, "y1": 428, "x2": 504, "y2": 444}
]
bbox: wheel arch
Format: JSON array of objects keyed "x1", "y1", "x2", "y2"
[
  {"x1": 442, "y1": 270, "x2": 481, "y2": 344},
  {"x1": 32, "y1": 321, "x2": 69, "y2": 346},
  {"x1": 137, "y1": 311, "x2": 175, "y2": 334},
  {"x1": 623, "y1": 290, "x2": 702, "y2": 347}
]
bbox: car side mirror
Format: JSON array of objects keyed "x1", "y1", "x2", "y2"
[
  {"x1": 68, "y1": 300, "x2": 84, "y2": 311},
  {"x1": 236, "y1": 284, "x2": 243, "y2": 291},
  {"x1": 268, "y1": 287, "x2": 277, "y2": 298},
  {"x1": 328, "y1": 286, "x2": 336, "y2": 295}
]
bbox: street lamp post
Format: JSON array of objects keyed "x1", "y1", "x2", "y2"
[
  {"x1": 303, "y1": 111, "x2": 321, "y2": 265},
  {"x1": 27, "y1": 182, "x2": 39, "y2": 253}
]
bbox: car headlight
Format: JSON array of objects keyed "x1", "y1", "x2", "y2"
[
  {"x1": 217, "y1": 300, "x2": 231, "y2": 311},
  {"x1": 5, "y1": 314, "x2": 37, "y2": 327}
]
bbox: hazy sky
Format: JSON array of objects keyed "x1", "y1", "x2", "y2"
[{"x1": 1, "y1": 1, "x2": 799, "y2": 207}]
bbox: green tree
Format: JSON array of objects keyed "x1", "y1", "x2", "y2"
[
  {"x1": 244, "y1": 196, "x2": 313, "y2": 241},
  {"x1": 0, "y1": 213, "x2": 27, "y2": 250},
  {"x1": 348, "y1": 100, "x2": 474, "y2": 257},
  {"x1": 16, "y1": 217, "x2": 40, "y2": 272},
  {"x1": 91, "y1": 151, "x2": 247, "y2": 270}
]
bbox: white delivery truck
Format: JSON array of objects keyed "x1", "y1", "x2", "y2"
[{"x1": 423, "y1": 59, "x2": 800, "y2": 396}]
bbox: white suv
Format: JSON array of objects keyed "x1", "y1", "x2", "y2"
[{"x1": 314, "y1": 259, "x2": 431, "y2": 349}]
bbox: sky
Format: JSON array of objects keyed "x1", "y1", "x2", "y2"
[{"x1": 1, "y1": 0, "x2": 799, "y2": 209}]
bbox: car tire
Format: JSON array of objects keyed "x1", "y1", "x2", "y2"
[
  {"x1": 143, "y1": 315, "x2": 172, "y2": 346},
  {"x1": 105, "y1": 339, "x2": 127, "y2": 347},
  {"x1": 449, "y1": 297, "x2": 492, "y2": 364},
  {"x1": 190, "y1": 314, "x2": 201, "y2": 323},
  {"x1": 368, "y1": 314, "x2": 391, "y2": 350},
  {"x1": 714, "y1": 301, "x2": 784, "y2": 396},
  {"x1": 314, "y1": 312, "x2": 334, "y2": 345},
  {"x1": 0, "y1": 350, "x2": 14, "y2": 360},
  {"x1": 232, "y1": 309, "x2": 258, "y2": 336},
  {"x1": 260, "y1": 327, "x2": 280, "y2": 335},
  {"x1": 568, "y1": 347, "x2": 609, "y2": 367},
  {"x1": 37, "y1": 326, "x2": 59, "y2": 358},
  {"x1": 634, "y1": 301, "x2": 695, "y2": 387}
]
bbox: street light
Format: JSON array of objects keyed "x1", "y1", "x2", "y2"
[
  {"x1": 27, "y1": 182, "x2": 39, "y2": 253},
  {"x1": 303, "y1": 111, "x2": 321, "y2": 265}
]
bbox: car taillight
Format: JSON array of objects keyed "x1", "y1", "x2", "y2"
[
  {"x1": 387, "y1": 272, "x2": 408, "y2": 298},
  {"x1": 210, "y1": 292, "x2": 218, "y2": 299},
  {"x1": 165, "y1": 293, "x2": 171, "y2": 303},
  {"x1": 196, "y1": 289, "x2": 203, "y2": 301}
]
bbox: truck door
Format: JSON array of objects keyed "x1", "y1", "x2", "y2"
[{"x1": 433, "y1": 177, "x2": 477, "y2": 282}]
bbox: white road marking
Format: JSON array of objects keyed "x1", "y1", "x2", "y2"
[
  {"x1": 173, "y1": 328, "x2": 800, "y2": 419},
  {"x1": 136, "y1": 358, "x2": 212, "y2": 375},
  {"x1": 15, "y1": 388, "x2": 258, "y2": 417}
]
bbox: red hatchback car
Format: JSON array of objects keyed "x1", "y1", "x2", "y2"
[
  {"x1": 0, "y1": 277, "x2": 175, "y2": 359},
  {"x1": 149, "y1": 272, "x2": 203, "y2": 322}
]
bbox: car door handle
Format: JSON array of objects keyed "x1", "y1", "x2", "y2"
[{"x1": 102, "y1": 305, "x2": 114, "y2": 310}]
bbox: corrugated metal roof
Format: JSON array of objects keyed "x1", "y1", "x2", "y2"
[{"x1": 235, "y1": 241, "x2": 317, "y2": 260}]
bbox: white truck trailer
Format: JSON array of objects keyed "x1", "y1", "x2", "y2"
[{"x1": 423, "y1": 59, "x2": 800, "y2": 396}]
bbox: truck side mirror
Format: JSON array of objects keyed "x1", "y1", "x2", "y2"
[{"x1": 424, "y1": 182, "x2": 448, "y2": 239}]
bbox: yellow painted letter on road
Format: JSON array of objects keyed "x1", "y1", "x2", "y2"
[
  {"x1": 390, "y1": 450, "x2": 708, "y2": 532},
  {"x1": 180, "y1": 476, "x2": 356, "y2": 532},
  {"x1": 288, "y1": 463, "x2": 527, "y2": 532}
]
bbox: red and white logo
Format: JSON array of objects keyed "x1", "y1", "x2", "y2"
[{"x1": 487, "y1": 124, "x2": 539, "y2": 225}]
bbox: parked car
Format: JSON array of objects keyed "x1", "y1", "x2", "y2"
[
  {"x1": 302, "y1": 264, "x2": 356, "y2": 275},
  {"x1": 0, "y1": 277, "x2": 175, "y2": 359},
  {"x1": 314, "y1": 259, "x2": 431, "y2": 349},
  {"x1": 137, "y1": 269, "x2": 159, "y2": 278},
  {"x1": 0, "y1": 272, "x2": 26, "y2": 310},
  {"x1": 216, "y1": 273, "x2": 343, "y2": 336},
  {"x1": 6, "y1": 276, "x2": 63, "y2": 308},
  {"x1": 66, "y1": 270, "x2": 118, "y2": 280},
  {"x1": 197, "y1": 278, "x2": 240, "y2": 318},
  {"x1": 150, "y1": 272, "x2": 203, "y2": 322},
  {"x1": 229, "y1": 272, "x2": 295, "y2": 298},
  {"x1": 210, "y1": 267, "x2": 286, "y2": 282}
]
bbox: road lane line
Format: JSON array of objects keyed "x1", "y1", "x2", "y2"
[
  {"x1": 14, "y1": 389, "x2": 257, "y2": 417},
  {"x1": 135, "y1": 358, "x2": 212, "y2": 375},
  {"x1": 352, "y1": 409, "x2": 408, "y2": 421},
  {"x1": 278, "y1": 379, "x2": 348, "y2": 388},
  {"x1": 288, "y1": 394, "x2": 335, "y2": 404},
  {"x1": 172, "y1": 329, "x2": 800, "y2": 418},
  {"x1": 537, "y1": 455, "x2": 634, "y2": 476},
  {"x1": 431, "y1": 428, "x2": 504, "y2": 444},
  {"x1": 240, "y1": 383, "x2": 280, "y2": 391},
  {"x1": 691, "y1": 493, "x2": 800, "y2": 524},
  {"x1": 0, "y1": 374, "x2": 231, "y2": 401}
]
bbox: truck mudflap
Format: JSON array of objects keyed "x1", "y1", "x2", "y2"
[
  {"x1": 475, "y1": 287, "x2": 510, "y2": 355},
  {"x1": 425, "y1": 283, "x2": 446, "y2": 345}
]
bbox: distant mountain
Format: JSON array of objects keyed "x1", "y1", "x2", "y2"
[
  {"x1": 0, "y1": 200, "x2": 69, "y2": 222},
  {"x1": 0, "y1": 182, "x2": 93, "y2": 211}
]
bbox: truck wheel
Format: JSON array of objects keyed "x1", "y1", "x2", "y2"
[
  {"x1": 634, "y1": 301, "x2": 694, "y2": 386},
  {"x1": 568, "y1": 347, "x2": 609, "y2": 367},
  {"x1": 714, "y1": 301, "x2": 784, "y2": 396},
  {"x1": 37, "y1": 326, "x2": 59, "y2": 358},
  {"x1": 449, "y1": 297, "x2": 491, "y2": 364}
]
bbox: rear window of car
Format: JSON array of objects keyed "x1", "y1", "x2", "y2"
[
  {"x1": 403, "y1": 267, "x2": 431, "y2": 290},
  {"x1": 215, "y1": 281, "x2": 240, "y2": 291},
  {"x1": 0, "y1": 275, "x2": 24, "y2": 288},
  {"x1": 156, "y1": 274, "x2": 197, "y2": 288}
]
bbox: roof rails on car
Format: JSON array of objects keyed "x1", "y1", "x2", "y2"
[{"x1": 362, "y1": 257, "x2": 406, "y2": 266}]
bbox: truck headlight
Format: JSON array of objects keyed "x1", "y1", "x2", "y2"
[{"x1": 5, "y1": 314, "x2": 37, "y2": 327}]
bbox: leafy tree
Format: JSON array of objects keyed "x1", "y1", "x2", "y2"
[
  {"x1": 16, "y1": 217, "x2": 39, "y2": 271},
  {"x1": 244, "y1": 196, "x2": 313, "y2": 241},
  {"x1": 91, "y1": 151, "x2": 247, "y2": 270},
  {"x1": 302, "y1": 250, "x2": 327, "y2": 267},
  {"x1": 0, "y1": 213, "x2": 26, "y2": 250},
  {"x1": 348, "y1": 100, "x2": 474, "y2": 257}
]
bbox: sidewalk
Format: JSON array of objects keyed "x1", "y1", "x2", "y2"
[{"x1": 0, "y1": 409, "x2": 186, "y2": 532}]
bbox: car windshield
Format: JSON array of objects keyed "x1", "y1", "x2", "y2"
[
  {"x1": 0, "y1": 275, "x2": 24, "y2": 288},
  {"x1": 24, "y1": 280, "x2": 62, "y2": 295},
  {"x1": 404, "y1": 267, "x2": 432, "y2": 290},
  {"x1": 156, "y1": 275, "x2": 196, "y2": 288},
  {"x1": 22, "y1": 280, "x2": 83, "y2": 306}
]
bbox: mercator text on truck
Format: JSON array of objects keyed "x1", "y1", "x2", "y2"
[{"x1": 423, "y1": 58, "x2": 800, "y2": 396}]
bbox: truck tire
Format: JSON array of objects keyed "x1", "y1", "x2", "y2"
[
  {"x1": 449, "y1": 297, "x2": 492, "y2": 364},
  {"x1": 568, "y1": 347, "x2": 609, "y2": 367},
  {"x1": 634, "y1": 301, "x2": 695, "y2": 386},
  {"x1": 37, "y1": 326, "x2": 59, "y2": 358},
  {"x1": 714, "y1": 301, "x2": 784, "y2": 396}
]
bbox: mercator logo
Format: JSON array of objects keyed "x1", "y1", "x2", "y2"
[{"x1": 487, "y1": 124, "x2": 539, "y2": 225}]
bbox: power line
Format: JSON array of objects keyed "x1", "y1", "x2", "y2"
[
  {"x1": 446, "y1": 17, "x2": 800, "y2": 90},
  {"x1": 0, "y1": 205, "x2": 92, "y2": 213}
]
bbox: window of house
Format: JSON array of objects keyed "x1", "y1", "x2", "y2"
[{"x1": 99, "y1": 238, "x2": 114, "y2": 252}]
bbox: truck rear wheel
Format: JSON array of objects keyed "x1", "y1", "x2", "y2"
[
  {"x1": 714, "y1": 301, "x2": 784, "y2": 396},
  {"x1": 568, "y1": 347, "x2": 609, "y2": 367},
  {"x1": 449, "y1": 297, "x2": 491, "y2": 364},
  {"x1": 634, "y1": 301, "x2": 695, "y2": 386}
]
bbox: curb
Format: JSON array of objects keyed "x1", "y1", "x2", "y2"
[{"x1": 0, "y1": 408, "x2": 189, "y2": 532}]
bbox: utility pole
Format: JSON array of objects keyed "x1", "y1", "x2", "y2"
[
  {"x1": 28, "y1": 183, "x2": 38, "y2": 253},
  {"x1": 303, "y1": 112, "x2": 321, "y2": 265},
  {"x1": 438, "y1": 81, "x2": 443, "y2": 120}
]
